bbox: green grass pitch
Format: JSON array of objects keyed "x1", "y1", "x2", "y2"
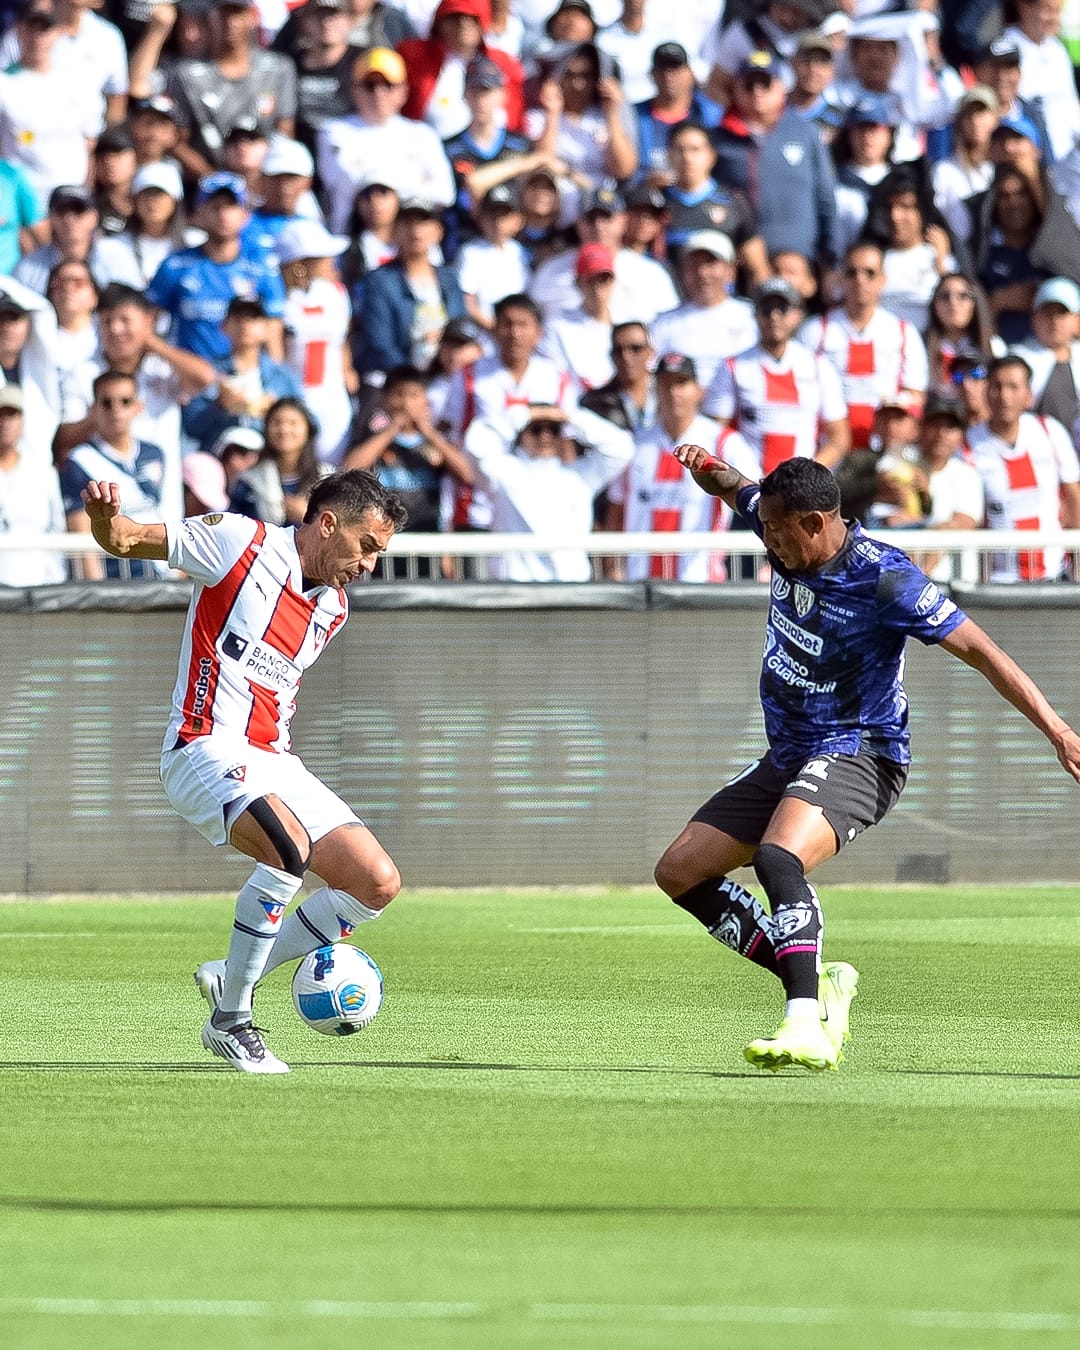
[{"x1": 2, "y1": 885, "x2": 1080, "y2": 1350}]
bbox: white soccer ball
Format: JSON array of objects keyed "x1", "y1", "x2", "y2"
[{"x1": 291, "y1": 944, "x2": 383, "y2": 1036}]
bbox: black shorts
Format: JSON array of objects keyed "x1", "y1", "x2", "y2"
[{"x1": 691, "y1": 749, "x2": 908, "y2": 852}]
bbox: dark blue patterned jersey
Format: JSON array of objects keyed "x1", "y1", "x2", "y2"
[{"x1": 736, "y1": 484, "x2": 969, "y2": 769}]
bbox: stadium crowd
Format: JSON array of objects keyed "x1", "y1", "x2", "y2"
[{"x1": 3, "y1": 0, "x2": 1080, "y2": 584}]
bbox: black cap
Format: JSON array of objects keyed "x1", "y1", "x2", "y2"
[
  {"x1": 977, "y1": 36, "x2": 1021, "y2": 65},
  {"x1": 480, "y1": 183, "x2": 516, "y2": 210},
  {"x1": 545, "y1": 0, "x2": 596, "y2": 36},
  {"x1": 442, "y1": 316, "x2": 484, "y2": 346},
  {"x1": 656, "y1": 352, "x2": 697, "y2": 381},
  {"x1": 922, "y1": 394, "x2": 966, "y2": 426},
  {"x1": 754, "y1": 276, "x2": 803, "y2": 309},
  {"x1": 0, "y1": 290, "x2": 29, "y2": 316},
  {"x1": 131, "y1": 94, "x2": 181, "y2": 120},
  {"x1": 625, "y1": 183, "x2": 666, "y2": 212},
  {"x1": 397, "y1": 198, "x2": 440, "y2": 218},
  {"x1": 225, "y1": 115, "x2": 269, "y2": 142},
  {"x1": 580, "y1": 184, "x2": 625, "y2": 215},
  {"x1": 652, "y1": 41, "x2": 689, "y2": 69},
  {"x1": 49, "y1": 184, "x2": 96, "y2": 213}
]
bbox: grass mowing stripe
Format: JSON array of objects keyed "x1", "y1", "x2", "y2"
[{"x1": 3, "y1": 1299, "x2": 1078, "y2": 1332}]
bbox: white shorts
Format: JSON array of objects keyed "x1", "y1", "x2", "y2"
[{"x1": 160, "y1": 736, "x2": 362, "y2": 847}]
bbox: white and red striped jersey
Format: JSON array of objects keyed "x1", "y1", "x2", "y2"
[
  {"x1": 968, "y1": 414, "x2": 1080, "y2": 581},
  {"x1": 801, "y1": 307, "x2": 928, "y2": 449},
  {"x1": 283, "y1": 277, "x2": 353, "y2": 464},
  {"x1": 703, "y1": 340, "x2": 848, "y2": 476},
  {"x1": 163, "y1": 513, "x2": 348, "y2": 754},
  {"x1": 442, "y1": 353, "x2": 578, "y2": 528},
  {"x1": 607, "y1": 415, "x2": 758, "y2": 582}
]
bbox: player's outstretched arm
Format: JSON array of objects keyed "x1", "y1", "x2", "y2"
[
  {"x1": 941, "y1": 617, "x2": 1080, "y2": 783},
  {"x1": 80, "y1": 481, "x2": 169, "y2": 561},
  {"x1": 670, "y1": 444, "x2": 756, "y2": 509}
]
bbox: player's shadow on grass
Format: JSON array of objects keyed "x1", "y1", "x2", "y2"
[{"x1": 1, "y1": 1060, "x2": 1079, "y2": 1081}]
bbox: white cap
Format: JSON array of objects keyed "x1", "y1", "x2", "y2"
[
  {"x1": 275, "y1": 218, "x2": 349, "y2": 265},
  {"x1": 261, "y1": 137, "x2": 315, "y2": 178},
  {"x1": 210, "y1": 425, "x2": 264, "y2": 457},
  {"x1": 132, "y1": 161, "x2": 184, "y2": 201},
  {"x1": 681, "y1": 229, "x2": 735, "y2": 262}
]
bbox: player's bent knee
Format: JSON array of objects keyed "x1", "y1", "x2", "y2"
[
  {"x1": 242, "y1": 796, "x2": 312, "y2": 878},
  {"x1": 653, "y1": 853, "x2": 683, "y2": 898},
  {"x1": 365, "y1": 855, "x2": 402, "y2": 909}
]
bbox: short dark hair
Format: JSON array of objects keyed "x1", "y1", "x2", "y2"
[
  {"x1": 304, "y1": 469, "x2": 409, "y2": 531},
  {"x1": 760, "y1": 457, "x2": 841, "y2": 514},
  {"x1": 92, "y1": 368, "x2": 138, "y2": 399},
  {"x1": 666, "y1": 120, "x2": 712, "y2": 147},
  {"x1": 493, "y1": 293, "x2": 543, "y2": 325},
  {"x1": 383, "y1": 364, "x2": 428, "y2": 393},
  {"x1": 988, "y1": 353, "x2": 1033, "y2": 384},
  {"x1": 96, "y1": 283, "x2": 155, "y2": 315}
]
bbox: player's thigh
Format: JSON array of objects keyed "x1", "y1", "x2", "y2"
[{"x1": 309, "y1": 822, "x2": 401, "y2": 909}]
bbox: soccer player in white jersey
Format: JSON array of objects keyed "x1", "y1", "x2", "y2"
[{"x1": 80, "y1": 470, "x2": 408, "y2": 1073}]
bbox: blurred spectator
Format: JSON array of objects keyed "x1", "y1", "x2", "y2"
[
  {"x1": 271, "y1": 0, "x2": 416, "y2": 61},
  {"x1": 128, "y1": 95, "x2": 185, "y2": 172},
  {"x1": 858, "y1": 394, "x2": 923, "y2": 525},
  {"x1": 831, "y1": 95, "x2": 899, "y2": 256},
  {"x1": 317, "y1": 47, "x2": 456, "y2": 234},
  {"x1": 713, "y1": 51, "x2": 840, "y2": 277},
  {"x1": 112, "y1": 163, "x2": 188, "y2": 292},
  {"x1": 15, "y1": 185, "x2": 144, "y2": 297},
  {"x1": 93, "y1": 128, "x2": 139, "y2": 238},
  {"x1": 47, "y1": 258, "x2": 98, "y2": 382},
  {"x1": 0, "y1": 159, "x2": 45, "y2": 278},
  {"x1": 788, "y1": 29, "x2": 841, "y2": 132},
  {"x1": 56, "y1": 283, "x2": 217, "y2": 516},
  {"x1": 457, "y1": 185, "x2": 530, "y2": 328},
  {"x1": 524, "y1": 41, "x2": 639, "y2": 204},
  {"x1": 931, "y1": 87, "x2": 999, "y2": 243},
  {"x1": 277, "y1": 219, "x2": 357, "y2": 463},
  {"x1": 771, "y1": 249, "x2": 821, "y2": 316},
  {"x1": 968, "y1": 38, "x2": 1050, "y2": 161},
  {"x1": 950, "y1": 348, "x2": 992, "y2": 428},
  {"x1": 443, "y1": 55, "x2": 534, "y2": 239},
  {"x1": 539, "y1": 242, "x2": 616, "y2": 393},
  {"x1": 971, "y1": 163, "x2": 1052, "y2": 347},
  {"x1": 358, "y1": 199, "x2": 466, "y2": 377},
  {"x1": 606, "y1": 351, "x2": 757, "y2": 581},
  {"x1": 531, "y1": 184, "x2": 678, "y2": 322},
  {"x1": 863, "y1": 166, "x2": 956, "y2": 331},
  {"x1": 596, "y1": 0, "x2": 665, "y2": 105},
  {"x1": 398, "y1": 0, "x2": 525, "y2": 140},
  {"x1": 210, "y1": 424, "x2": 264, "y2": 495},
  {"x1": 247, "y1": 140, "x2": 322, "y2": 255},
  {"x1": 0, "y1": 5, "x2": 99, "y2": 206},
  {"x1": 181, "y1": 450, "x2": 231, "y2": 516},
  {"x1": 340, "y1": 180, "x2": 401, "y2": 307},
  {"x1": 0, "y1": 385, "x2": 67, "y2": 587},
  {"x1": 649, "y1": 231, "x2": 756, "y2": 392},
  {"x1": 425, "y1": 315, "x2": 485, "y2": 422},
  {"x1": 229, "y1": 395, "x2": 330, "y2": 524},
  {"x1": 515, "y1": 165, "x2": 575, "y2": 270},
  {"x1": 633, "y1": 40, "x2": 721, "y2": 184},
  {"x1": 342, "y1": 363, "x2": 474, "y2": 574},
  {"x1": 704, "y1": 276, "x2": 850, "y2": 475},
  {"x1": 220, "y1": 117, "x2": 273, "y2": 202},
  {"x1": 166, "y1": 0, "x2": 297, "y2": 179},
  {"x1": 0, "y1": 0, "x2": 128, "y2": 131},
  {"x1": 661, "y1": 121, "x2": 767, "y2": 283},
  {"x1": 580, "y1": 319, "x2": 656, "y2": 433},
  {"x1": 183, "y1": 296, "x2": 303, "y2": 452},
  {"x1": 463, "y1": 402, "x2": 632, "y2": 580},
  {"x1": 1010, "y1": 277, "x2": 1080, "y2": 436},
  {"x1": 801, "y1": 239, "x2": 928, "y2": 452},
  {"x1": 484, "y1": 0, "x2": 523, "y2": 61},
  {"x1": 145, "y1": 173, "x2": 287, "y2": 363},
  {"x1": 1005, "y1": 0, "x2": 1080, "y2": 163},
  {"x1": 0, "y1": 276, "x2": 62, "y2": 464},
  {"x1": 924, "y1": 273, "x2": 1001, "y2": 394},
  {"x1": 621, "y1": 182, "x2": 668, "y2": 259},
  {"x1": 968, "y1": 355, "x2": 1080, "y2": 582},
  {"x1": 703, "y1": 0, "x2": 823, "y2": 106},
  {"x1": 60, "y1": 368, "x2": 168, "y2": 580},
  {"x1": 281, "y1": 0, "x2": 364, "y2": 154}
]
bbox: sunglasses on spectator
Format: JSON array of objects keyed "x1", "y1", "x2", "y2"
[
  {"x1": 951, "y1": 366, "x2": 988, "y2": 383},
  {"x1": 97, "y1": 395, "x2": 136, "y2": 409}
]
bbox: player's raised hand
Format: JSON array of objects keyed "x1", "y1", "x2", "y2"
[
  {"x1": 672, "y1": 443, "x2": 722, "y2": 474},
  {"x1": 81, "y1": 480, "x2": 123, "y2": 522}
]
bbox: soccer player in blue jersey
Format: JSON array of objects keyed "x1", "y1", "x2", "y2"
[{"x1": 655, "y1": 451, "x2": 1080, "y2": 1073}]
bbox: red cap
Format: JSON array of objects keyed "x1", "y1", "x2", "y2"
[{"x1": 575, "y1": 242, "x2": 616, "y2": 280}]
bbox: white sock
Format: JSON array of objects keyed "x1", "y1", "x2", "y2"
[
  {"x1": 260, "y1": 886, "x2": 382, "y2": 976},
  {"x1": 785, "y1": 997, "x2": 821, "y2": 1022},
  {"x1": 216, "y1": 862, "x2": 303, "y2": 1021}
]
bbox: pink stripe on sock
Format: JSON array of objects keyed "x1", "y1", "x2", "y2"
[{"x1": 775, "y1": 943, "x2": 819, "y2": 955}]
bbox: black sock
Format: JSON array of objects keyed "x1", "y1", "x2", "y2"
[
  {"x1": 752, "y1": 843, "x2": 822, "y2": 1001},
  {"x1": 672, "y1": 877, "x2": 779, "y2": 975}
]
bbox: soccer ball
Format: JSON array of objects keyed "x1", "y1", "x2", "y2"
[{"x1": 292, "y1": 944, "x2": 383, "y2": 1036}]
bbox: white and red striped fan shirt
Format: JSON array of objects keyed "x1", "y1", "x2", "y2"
[
  {"x1": 283, "y1": 277, "x2": 353, "y2": 462},
  {"x1": 702, "y1": 340, "x2": 848, "y2": 476},
  {"x1": 801, "y1": 307, "x2": 929, "y2": 449},
  {"x1": 163, "y1": 514, "x2": 348, "y2": 754},
  {"x1": 442, "y1": 353, "x2": 577, "y2": 528},
  {"x1": 607, "y1": 416, "x2": 758, "y2": 582},
  {"x1": 968, "y1": 414, "x2": 1080, "y2": 581}
]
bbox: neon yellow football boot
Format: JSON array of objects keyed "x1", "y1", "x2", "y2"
[
  {"x1": 744, "y1": 1014, "x2": 839, "y2": 1072},
  {"x1": 818, "y1": 961, "x2": 859, "y2": 1060}
]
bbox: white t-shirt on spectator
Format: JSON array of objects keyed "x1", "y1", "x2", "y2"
[
  {"x1": 0, "y1": 450, "x2": 67, "y2": 586},
  {"x1": 530, "y1": 246, "x2": 679, "y2": 326},
  {"x1": 649, "y1": 298, "x2": 757, "y2": 393},
  {"x1": 596, "y1": 19, "x2": 670, "y2": 103},
  {"x1": 539, "y1": 310, "x2": 615, "y2": 393},
  {"x1": 0, "y1": 67, "x2": 98, "y2": 203},
  {"x1": 1006, "y1": 24, "x2": 1080, "y2": 162},
  {"x1": 456, "y1": 237, "x2": 532, "y2": 324},
  {"x1": 880, "y1": 243, "x2": 951, "y2": 331},
  {"x1": 0, "y1": 10, "x2": 127, "y2": 136},
  {"x1": 932, "y1": 157, "x2": 993, "y2": 242}
]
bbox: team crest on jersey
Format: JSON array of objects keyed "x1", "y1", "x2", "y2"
[
  {"x1": 313, "y1": 622, "x2": 328, "y2": 651},
  {"x1": 709, "y1": 204, "x2": 728, "y2": 226},
  {"x1": 772, "y1": 574, "x2": 791, "y2": 600},
  {"x1": 201, "y1": 513, "x2": 223, "y2": 525},
  {"x1": 781, "y1": 143, "x2": 805, "y2": 166},
  {"x1": 794, "y1": 582, "x2": 814, "y2": 617},
  {"x1": 222, "y1": 763, "x2": 246, "y2": 781}
]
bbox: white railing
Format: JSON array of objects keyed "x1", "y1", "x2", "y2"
[{"x1": 2, "y1": 529, "x2": 1080, "y2": 585}]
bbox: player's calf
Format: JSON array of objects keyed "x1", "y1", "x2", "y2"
[{"x1": 669, "y1": 876, "x2": 779, "y2": 974}]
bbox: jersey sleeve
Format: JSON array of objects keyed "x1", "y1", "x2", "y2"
[
  {"x1": 1045, "y1": 415, "x2": 1080, "y2": 484},
  {"x1": 876, "y1": 558, "x2": 968, "y2": 645},
  {"x1": 734, "y1": 482, "x2": 764, "y2": 537},
  {"x1": 166, "y1": 512, "x2": 261, "y2": 584}
]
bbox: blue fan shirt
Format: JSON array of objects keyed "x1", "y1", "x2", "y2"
[
  {"x1": 736, "y1": 485, "x2": 968, "y2": 770},
  {"x1": 145, "y1": 245, "x2": 287, "y2": 362}
]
